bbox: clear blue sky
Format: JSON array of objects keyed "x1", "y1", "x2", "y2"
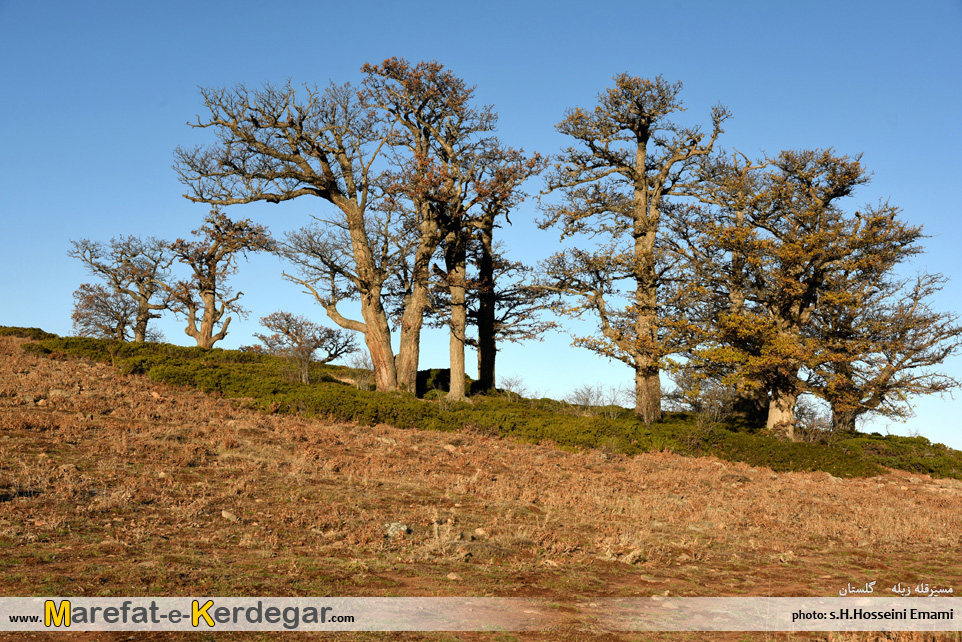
[{"x1": 2, "y1": 0, "x2": 960, "y2": 448}]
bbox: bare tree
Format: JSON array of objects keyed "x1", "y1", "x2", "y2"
[
  {"x1": 68, "y1": 236, "x2": 172, "y2": 342},
  {"x1": 168, "y1": 210, "x2": 273, "y2": 349},
  {"x1": 255, "y1": 311, "x2": 359, "y2": 384},
  {"x1": 540, "y1": 75, "x2": 729, "y2": 423},
  {"x1": 361, "y1": 58, "x2": 544, "y2": 399},
  {"x1": 427, "y1": 241, "x2": 557, "y2": 392},
  {"x1": 71, "y1": 283, "x2": 137, "y2": 341},
  {"x1": 175, "y1": 81, "x2": 403, "y2": 389}
]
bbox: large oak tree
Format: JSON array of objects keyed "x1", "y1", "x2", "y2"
[
  {"x1": 175, "y1": 81, "x2": 404, "y2": 388},
  {"x1": 675, "y1": 149, "x2": 937, "y2": 438},
  {"x1": 362, "y1": 58, "x2": 545, "y2": 399},
  {"x1": 540, "y1": 75, "x2": 729, "y2": 423}
]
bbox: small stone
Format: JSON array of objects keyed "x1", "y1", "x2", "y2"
[
  {"x1": 151, "y1": 391, "x2": 161, "y2": 400},
  {"x1": 446, "y1": 573, "x2": 461, "y2": 581},
  {"x1": 383, "y1": 522, "x2": 411, "y2": 537},
  {"x1": 158, "y1": 472, "x2": 168, "y2": 479},
  {"x1": 221, "y1": 510, "x2": 239, "y2": 522},
  {"x1": 473, "y1": 527, "x2": 489, "y2": 538},
  {"x1": 443, "y1": 444, "x2": 457, "y2": 453}
]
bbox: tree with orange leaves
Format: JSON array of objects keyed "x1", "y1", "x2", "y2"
[{"x1": 671, "y1": 149, "x2": 954, "y2": 439}]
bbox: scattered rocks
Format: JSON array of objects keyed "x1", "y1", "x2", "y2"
[{"x1": 383, "y1": 522, "x2": 411, "y2": 538}]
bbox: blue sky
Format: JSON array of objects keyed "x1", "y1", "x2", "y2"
[{"x1": 1, "y1": 0, "x2": 960, "y2": 448}]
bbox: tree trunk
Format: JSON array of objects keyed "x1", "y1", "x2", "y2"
[
  {"x1": 396, "y1": 278, "x2": 431, "y2": 393},
  {"x1": 183, "y1": 291, "x2": 217, "y2": 349},
  {"x1": 475, "y1": 225, "x2": 497, "y2": 393},
  {"x1": 395, "y1": 217, "x2": 443, "y2": 393},
  {"x1": 766, "y1": 389, "x2": 797, "y2": 440},
  {"x1": 360, "y1": 292, "x2": 398, "y2": 392},
  {"x1": 133, "y1": 307, "x2": 149, "y2": 343},
  {"x1": 633, "y1": 229, "x2": 662, "y2": 423},
  {"x1": 630, "y1": 139, "x2": 662, "y2": 423},
  {"x1": 445, "y1": 230, "x2": 468, "y2": 401},
  {"x1": 732, "y1": 384, "x2": 768, "y2": 424},
  {"x1": 635, "y1": 363, "x2": 661, "y2": 424},
  {"x1": 831, "y1": 407, "x2": 858, "y2": 433}
]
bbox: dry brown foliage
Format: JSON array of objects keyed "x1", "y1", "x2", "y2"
[{"x1": 1, "y1": 335, "x2": 959, "y2": 641}]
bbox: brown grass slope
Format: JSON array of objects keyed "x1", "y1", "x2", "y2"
[{"x1": 1, "y1": 335, "x2": 960, "y2": 642}]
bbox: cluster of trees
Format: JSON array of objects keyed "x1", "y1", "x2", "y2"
[
  {"x1": 68, "y1": 59, "x2": 961, "y2": 439},
  {"x1": 173, "y1": 59, "x2": 550, "y2": 398},
  {"x1": 70, "y1": 211, "x2": 273, "y2": 350},
  {"x1": 536, "y1": 76, "x2": 960, "y2": 436}
]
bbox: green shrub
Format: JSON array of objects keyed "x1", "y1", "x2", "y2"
[
  {"x1": 20, "y1": 333, "x2": 962, "y2": 480},
  {"x1": 0, "y1": 326, "x2": 58, "y2": 341}
]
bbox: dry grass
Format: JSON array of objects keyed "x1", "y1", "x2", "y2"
[{"x1": 1, "y1": 335, "x2": 960, "y2": 641}]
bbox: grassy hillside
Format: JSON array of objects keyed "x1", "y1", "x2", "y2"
[
  {"x1": 3, "y1": 328, "x2": 962, "y2": 641},
  {"x1": 10, "y1": 328, "x2": 962, "y2": 481}
]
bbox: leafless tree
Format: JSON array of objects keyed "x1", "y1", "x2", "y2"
[
  {"x1": 361, "y1": 58, "x2": 545, "y2": 399},
  {"x1": 168, "y1": 210, "x2": 273, "y2": 349},
  {"x1": 68, "y1": 236, "x2": 173, "y2": 342},
  {"x1": 255, "y1": 311, "x2": 359, "y2": 384},
  {"x1": 71, "y1": 283, "x2": 137, "y2": 341},
  {"x1": 175, "y1": 81, "x2": 403, "y2": 389}
]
